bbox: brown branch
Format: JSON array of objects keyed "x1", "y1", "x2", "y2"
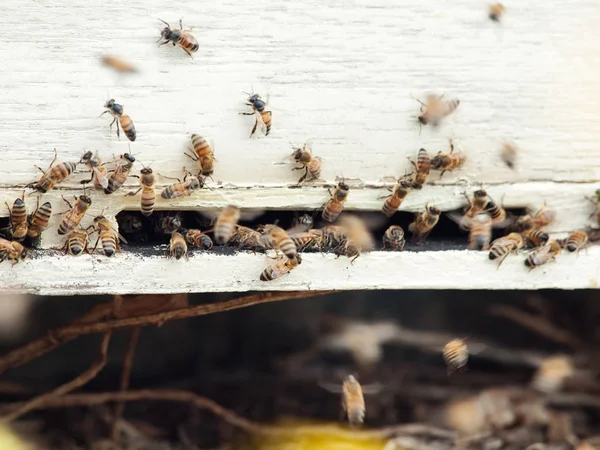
[
  {"x1": 1, "y1": 331, "x2": 112, "y2": 423},
  {"x1": 0, "y1": 291, "x2": 332, "y2": 376},
  {"x1": 111, "y1": 327, "x2": 140, "y2": 441}
]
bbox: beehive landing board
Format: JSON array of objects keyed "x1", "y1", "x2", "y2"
[{"x1": 0, "y1": 0, "x2": 599, "y2": 293}]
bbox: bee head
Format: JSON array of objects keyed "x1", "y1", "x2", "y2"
[
  {"x1": 93, "y1": 215, "x2": 105, "y2": 223},
  {"x1": 123, "y1": 153, "x2": 136, "y2": 163},
  {"x1": 339, "y1": 181, "x2": 350, "y2": 191},
  {"x1": 248, "y1": 94, "x2": 260, "y2": 103},
  {"x1": 418, "y1": 115, "x2": 427, "y2": 125},
  {"x1": 80, "y1": 151, "x2": 92, "y2": 163},
  {"x1": 474, "y1": 189, "x2": 487, "y2": 198},
  {"x1": 428, "y1": 205, "x2": 440, "y2": 215},
  {"x1": 141, "y1": 167, "x2": 153, "y2": 175},
  {"x1": 80, "y1": 195, "x2": 92, "y2": 205},
  {"x1": 104, "y1": 99, "x2": 115, "y2": 108}
]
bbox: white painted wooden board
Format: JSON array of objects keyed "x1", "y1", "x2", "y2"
[{"x1": 0, "y1": 0, "x2": 599, "y2": 293}]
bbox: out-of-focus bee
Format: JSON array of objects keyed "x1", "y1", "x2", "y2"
[
  {"x1": 160, "y1": 171, "x2": 204, "y2": 199},
  {"x1": 169, "y1": 231, "x2": 188, "y2": 260},
  {"x1": 431, "y1": 140, "x2": 467, "y2": 177},
  {"x1": 515, "y1": 204, "x2": 556, "y2": 231},
  {"x1": 464, "y1": 189, "x2": 489, "y2": 219},
  {"x1": 521, "y1": 228, "x2": 549, "y2": 248},
  {"x1": 335, "y1": 215, "x2": 374, "y2": 263},
  {"x1": 500, "y1": 142, "x2": 517, "y2": 169},
  {"x1": 157, "y1": 18, "x2": 199, "y2": 58},
  {"x1": 57, "y1": 195, "x2": 92, "y2": 235},
  {"x1": 558, "y1": 230, "x2": 588, "y2": 254},
  {"x1": 183, "y1": 229, "x2": 213, "y2": 249},
  {"x1": 587, "y1": 189, "x2": 600, "y2": 226},
  {"x1": 261, "y1": 224, "x2": 299, "y2": 264},
  {"x1": 291, "y1": 141, "x2": 322, "y2": 184},
  {"x1": 229, "y1": 225, "x2": 265, "y2": 251},
  {"x1": 489, "y1": 3, "x2": 505, "y2": 21},
  {"x1": 575, "y1": 443, "x2": 595, "y2": 450},
  {"x1": 240, "y1": 92, "x2": 272, "y2": 137},
  {"x1": 341, "y1": 375, "x2": 366, "y2": 427},
  {"x1": 80, "y1": 151, "x2": 109, "y2": 190},
  {"x1": 186, "y1": 134, "x2": 215, "y2": 177},
  {"x1": 382, "y1": 225, "x2": 405, "y2": 251},
  {"x1": 489, "y1": 232, "x2": 524, "y2": 267},
  {"x1": 61, "y1": 229, "x2": 89, "y2": 256},
  {"x1": 5, "y1": 193, "x2": 28, "y2": 241},
  {"x1": 0, "y1": 239, "x2": 27, "y2": 265},
  {"x1": 531, "y1": 355, "x2": 574, "y2": 394},
  {"x1": 287, "y1": 213, "x2": 315, "y2": 235},
  {"x1": 259, "y1": 254, "x2": 302, "y2": 281},
  {"x1": 322, "y1": 181, "x2": 350, "y2": 222},
  {"x1": 382, "y1": 177, "x2": 412, "y2": 217},
  {"x1": 101, "y1": 99, "x2": 136, "y2": 141},
  {"x1": 126, "y1": 167, "x2": 156, "y2": 216},
  {"x1": 27, "y1": 199, "x2": 52, "y2": 240},
  {"x1": 485, "y1": 199, "x2": 508, "y2": 226},
  {"x1": 525, "y1": 240, "x2": 562, "y2": 269},
  {"x1": 154, "y1": 213, "x2": 182, "y2": 235},
  {"x1": 443, "y1": 338, "x2": 469, "y2": 375},
  {"x1": 408, "y1": 148, "x2": 431, "y2": 189},
  {"x1": 90, "y1": 216, "x2": 127, "y2": 257},
  {"x1": 105, "y1": 153, "x2": 136, "y2": 195},
  {"x1": 101, "y1": 55, "x2": 138, "y2": 73},
  {"x1": 466, "y1": 213, "x2": 493, "y2": 250},
  {"x1": 28, "y1": 149, "x2": 78, "y2": 193},
  {"x1": 214, "y1": 205, "x2": 241, "y2": 245},
  {"x1": 415, "y1": 93, "x2": 460, "y2": 127},
  {"x1": 409, "y1": 204, "x2": 440, "y2": 243}
]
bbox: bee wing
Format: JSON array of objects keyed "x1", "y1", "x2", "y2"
[
  {"x1": 93, "y1": 168, "x2": 110, "y2": 189},
  {"x1": 254, "y1": 110, "x2": 266, "y2": 129},
  {"x1": 318, "y1": 381, "x2": 344, "y2": 393},
  {"x1": 361, "y1": 382, "x2": 384, "y2": 395},
  {"x1": 304, "y1": 139, "x2": 314, "y2": 152},
  {"x1": 468, "y1": 342, "x2": 487, "y2": 355},
  {"x1": 447, "y1": 211, "x2": 471, "y2": 231},
  {"x1": 491, "y1": 217, "x2": 513, "y2": 229}
]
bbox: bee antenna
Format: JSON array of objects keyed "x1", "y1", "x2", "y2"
[
  {"x1": 158, "y1": 18, "x2": 170, "y2": 27},
  {"x1": 273, "y1": 219, "x2": 280, "y2": 227}
]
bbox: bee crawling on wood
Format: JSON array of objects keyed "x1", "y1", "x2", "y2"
[
  {"x1": 182, "y1": 228, "x2": 213, "y2": 250},
  {"x1": 259, "y1": 254, "x2": 302, "y2": 281},
  {"x1": 415, "y1": 93, "x2": 460, "y2": 128},
  {"x1": 557, "y1": 230, "x2": 588, "y2": 254},
  {"x1": 28, "y1": 149, "x2": 78, "y2": 194},
  {"x1": 240, "y1": 91, "x2": 272, "y2": 137},
  {"x1": 57, "y1": 194, "x2": 92, "y2": 236},
  {"x1": 488, "y1": 232, "x2": 524, "y2": 267},
  {"x1": 5, "y1": 192, "x2": 28, "y2": 241},
  {"x1": 408, "y1": 148, "x2": 431, "y2": 189},
  {"x1": 169, "y1": 231, "x2": 188, "y2": 260},
  {"x1": 291, "y1": 140, "x2": 322, "y2": 184},
  {"x1": 104, "y1": 152, "x2": 136, "y2": 195},
  {"x1": 160, "y1": 169, "x2": 204, "y2": 199},
  {"x1": 89, "y1": 216, "x2": 128, "y2": 257},
  {"x1": 27, "y1": 198, "x2": 52, "y2": 241},
  {"x1": 431, "y1": 139, "x2": 467, "y2": 178},
  {"x1": 489, "y1": 2, "x2": 505, "y2": 21},
  {"x1": 524, "y1": 240, "x2": 563, "y2": 270},
  {"x1": 260, "y1": 224, "x2": 299, "y2": 265},
  {"x1": 157, "y1": 18, "x2": 199, "y2": 58},
  {"x1": 322, "y1": 181, "x2": 350, "y2": 222},
  {"x1": 381, "y1": 176, "x2": 412, "y2": 217},
  {"x1": 409, "y1": 204, "x2": 440, "y2": 243},
  {"x1": 382, "y1": 225, "x2": 405, "y2": 251},
  {"x1": 125, "y1": 166, "x2": 156, "y2": 216},
  {"x1": 186, "y1": 134, "x2": 215, "y2": 177},
  {"x1": 101, "y1": 98, "x2": 136, "y2": 142},
  {"x1": 0, "y1": 238, "x2": 27, "y2": 266},
  {"x1": 228, "y1": 225, "x2": 265, "y2": 251},
  {"x1": 61, "y1": 229, "x2": 90, "y2": 256},
  {"x1": 154, "y1": 213, "x2": 183, "y2": 235},
  {"x1": 80, "y1": 151, "x2": 109, "y2": 190}
]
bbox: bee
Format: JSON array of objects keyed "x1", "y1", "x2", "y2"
[
  {"x1": 500, "y1": 142, "x2": 517, "y2": 169},
  {"x1": 261, "y1": 224, "x2": 299, "y2": 264},
  {"x1": 126, "y1": 167, "x2": 156, "y2": 216},
  {"x1": 27, "y1": 199, "x2": 52, "y2": 240},
  {"x1": 341, "y1": 375, "x2": 366, "y2": 427},
  {"x1": 466, "y1": 213, "x2": 493, "y2": 251},
  {"x1": 443, "y1": 338, "x2": 469, "y2": 375},
  {"x1": 290, "y1": 228, "x2": 323, "y2": 252},
  {"x1": 228, "y1": 225, "x2": 265, "y2": 251},
  {"x1": 559, "y1": 230, "x2": 588, "y2": 254},
  {"x1": 287, "y1": 213, "x2": 315, "y2": 235},
  {"x1": 214, "y1": 205, "x2": 241, "y2": 245},
  {"x1": 105, "y1": 153, "x2": 136, "y2": 195},
  {"x1": 464, "y1": 189, "x2": 489, "y2": 219},
  {"x1": 408, "y1": 148, "x2": 431, "y2": 189},
  {"x1": 531, "y1": 355, "x2": 574, "y2": 394},
  {"x1": 587, "y1": 189, "x2": 600, "y2": 226},
  {"x1": 28, "y1": 149, "x2": 78, "y2": 193},
  {"x1": 335, "y1": 215, "x2": 374, "y2": 263},
  {"x1": 101, "y1": 99, "x2": 136, "y2": 141},
  {"x1": 488, "y1": 232, "x2": 524, "y2": 267},
  {"x1": 382, "y1": 177, "x2": 412, "y2": 217},
  {"x1": 291, "y1": 141, "x2": 322, "y2": 184},
  {"x1": 521, "y1": 228, "x2": 549, "y2": 248},
  {"x1": 409, "y1": 204, "x2": 441, "y2": 243},
  {"x1": 61, "y1": 229, "x2": 89, "y2": 256},
  {"x1": 90, "y1": 216, "x2": 127, "y2": 257},
  {"x1": 186, "y1": 134, "x2": 215, "y2": 177},
  {"x1": 5, "y1": 193, "x2": 28, "y2": 241},
  {"x1": 101, "y1": 55, "x2": 138, "y2": 73},
  {"x1": 57, "y1": 195, "x2": 92, "y2": 236},
  {"x1": 154, "y1": 214, "x2": 182, "y2": 235},
  {"x1": 0, "y1": 239, "x2": 27, "y2": 266},
  {"x1": 322, "y1": 181, "x2": 350, "y2": 222},
  {"x1": 515, "y1": 204, "x2": 556, "y2": 231},
  {"x1": 416, "y1": 93, "x2": 460, "y2": 127},
  {"x1": 160, "y1": 171, "x2": 204, "y2": 199},
  {"x1": 183, "y1": 229, "x2": 213, "y2": 249},
  {"x1": 259, "y1": 254, "x2": 302, "y2": 281},
  {"x1": 431, "y1": 140, "x2": 467, "y2": 177},
  {"x1": 80, "y1": 151, "x2": 109, "y2": 190},
  {"x1": 489, "y1": 3, "x2": 505, "y2": 21},
  {"x1": 485, "y1": 199, "x2": 508, "y2": 226},
  {"x1": 240, "y1": 92, "x2": 272, "y2": 137},
  {"x1": 169, "y1": 231, "x2": 188, "y2": 260},
  {"x1": 382, "y1": 225, "x2": 405, "y2": 251},
  {"x1": 525, "y1": 240, "x2": 562, "y2": 269},
  {"x1": 157, "y1": 18, "x2": 199, "y2": 58},
  {"x1": 321, "y1": 225, "x2": 349, "y2": 250}
]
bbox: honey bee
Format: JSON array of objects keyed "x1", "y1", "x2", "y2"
[
  {"x1": 322, "y1": 181, "x2": 350, "y2": 222},
  {"x1": 415, "y1": 93, "x2": 460, "y2": 127},
  {"x1": 464, "y1": 213, "x2": 493, "y2": 250},
  {"x1": 485, "y1": 199, "x2": 508, "y2": 226},
  {"x1": 154, "y1": 214, "x2": 182, "y2": 235},
  {"x1": 157, "y1": 18, "x2": 199, "y2": 58},
  {"x1": 287, "y1": 213, "x2": 315, "y2": 235},
  {"x1": 335, "y1": 215, "x2": 374, "y2": 263},
  {"x1": 382, "y1": 225, "x2": 405, "y2": 251},
  {"x1": 489, "y1": 2, "x2": 505, "y2": 21},
  {"x1": 261, "y1": 224, "x2": 299, "y2": 264},
  {"x1": 28, "y1": 149, "x2": 78, "y2": 193},
  {"x1": 105, "y1": 153, "x2": 136, "y2": 195},
  {"x1": 291, "y1": 141, "x2": 322, "y2": 184},
  {"x1": 443, "y1": 338, "x2": 469, "y2": 375},
  {"x1": 5, "y1": 192, "x2": 28, "y2": 241},
  {"x1": 341, "y1": 375, "x2": 366, "y2": 427},
  {"x1": 515, "y1": 204, "x2": 556, "y2": 231},
  {"x1": 521, "y1": 228, "x2": 549, "y2": 248},
  {"x1": 80, "y1": 151, "x2": 109, "y2": 190},
  {"x1": 408, "y1": 148, "x2": 431, "y2": 189},
  {"x1": 160, "y1": 171, "x2": 204, "y2": 199},
  {"x1": 489, "y1": 232, "x2": 524, "y2": 267},
  {"x1": 61, "y1": 229, "x2": 89, "y2": 256},
  {"x1": 381, "y1": 177, "x2": 412, "y2": 217},
  {"x1": 559, "y1": 230, "x2": 588, "y2": 254},
  {"x1": 101, "y1": 99, "x2": 136, "y2": 141},
  {"x1": 57, "y1": 195, "x2": 92, "y2": 236},
  {"x1": 169, "y1": 231, "x2": 188, "y2": 260},
  {"x1": 431, "y1": 140, "x2": 467, "y2": 177},
  {"x1": 90, "y1": 216, "x2": 127, "y2": 257},
  {"x1": 240, "y1": 92, "x2": 272, "y2": 137},
  {"x1": 126, "y1": 167, "x2": 156, "y2": 216},
  {"x1": 214, "y1": 205, "x2": 241, "y2": 245},
  {"x1": 186, "y1": 134, "x2": 215, "y2": 177},
  {"x1": 259, "y1": 254, "x2": 302, "y2": 281},
  {"x1": 587, "y1": 189, "x2": 600, "y2": 226},
  {"x1": 321, "y1": 225, "x2": 349, "y2": 250},
  {"x1": 183, "y1": 229, "x2": 213, "y2": 249},
  {"x1": 500, "y1": 142, "x2": 517, "y2": 169},
  {"x1": 464, "y1": 189, "x2": 490, "y2": 219},
  {"x1": 290, "y1": 228, "x2": 323, "y2": 252},
  {"x1": 27, "y1": 199, "x2": 52, "y2": 240},
  {"x1": 228, "y1": 225, "x2": 265, "y2": 251},
  {"x1": 0, "y1": 238, "x2": 27, "y2": 265},
  {"x1": 531, "y1": 355, "x2": 574, "y2": 394},
  {"x1": 101, "y1": 55, "x2": 138, "y2": 73},
  {"x1": 409, "y1": 204, "x2": 440, "y2": 243},
  {"x1": 525, "y1": 240, "x2": 562, "y2": 269}
]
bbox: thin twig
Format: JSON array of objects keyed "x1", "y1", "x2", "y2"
[{"x1": 1, "y1": 331, "x2": 112, "y2": 423}]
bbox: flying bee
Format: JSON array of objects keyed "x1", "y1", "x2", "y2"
[
  {"x1": 101, "y1": 99, "x2": 136, "y2": 141},
  {"x1": 587, "y1": 189, "x2": 600, "y2": 226},
  {"x1": 291, "y1": 141, "x2": 322, "y2": 184},
  {"x1": 521, "y1": 228, "x2": 549, "y2": 248},
  {"x1": 489, "y1": 232, "x2": 524, "y2": 267},
  {"x1": 382, "y1": 225, "x2": 405, "y2": 251},
  {"x1": 126, "y1": 167, "x2": 156, "y2": 216},
  {"x1": 559, "y1": 230, "x2": 588, "y2": 254},
  {"x1": 467, "y1": 213, "x2": 493, "y2": 250},
  {"x1": 261, "y1": 224, "x2": 299, "y2": 264},
  {"x1": 531, "y1": 355, "x2": 574, "y2": 394},
  {"x1": 28, "y1": 149, "x2": 78, "y2": 193},
  {"x1": 0, "y1": 238, "x2": 27, "y2": 266},
  {"x1": 525, "y1": 240, "x2": 562, "y2": 269},
  {"x1": 259, "y1": 254, "x2": 302, "y2": 281},
  {"x1": 154, "y1": 213, "x2": 182, "y2": 235},
  {"x1": 169, "y1": 231, "x2": 188, "y2": 260},
  {"x1": 415, "y1": 93, "x2": 460, "y2": 127},
  {"x1": 27, "y1": 199, "x2": 52, "y2": 240},
  {"x1": 183, "y1": 229, "x2": 213, "y2": 249},
  {"x1": 409, "y1": 204, "x2": 441, "y2": 243},
  {"x1": 5, "y1": 192, "x2": 28, "y2": 241},
  {"x1": 464, "y1": 189, "x2": 489, "y2": 219},
  {"x1": 214, "y1": 205, "x2": 241, "y2": 245},
  {"x1": 240, "y1": 92, "x2": 272, "y2": 137},
  {"x1": 90, "y1": 216, "x2": 127, "y2": 257},
  {"x1": 382, "y1": 177, "x2": 412, "y2": 217},
  {"x1": 228, "y1": 225, "x2": 265, "y2": 251},
  {"x1": 101, "y1": 55, "x2": 138, "y2": 73},
  {"x1": 341, "y1": 375, "x2": 366, "y2": 427},
  {"x1": 500, "y1": 142, "x2": 517, "y2": 169},
  {"x1": 160, "y1": 171, "x2": 204, "y2": 199},
  {"x1": 186, "y1": 134, "x2": 215, "y2": 177},
  {"x1": 489, "y1": 2, "x2": 505, "y2": 21},
  {"x1": 408, "y1": 148, "x2": 431, "y2": 189},
  {"x1": 80, "y1": 151, "x2": 109, "y2": 190},
  {"x1": 443, "y1": 338, "x2": 469, "y2": 375},
  {"x1": 61, "y1": 229, "x2": 89, "y2": 256},
  {"x1": 431, "y1": 140, "x2": 467, "y2": 177},
  {"x1": 322, "y1": 181, "x2": 350, "y2": 222},
  {"x1": 157, "y1": 18, "x2": 199, "y2": 58},
  {"x1": 105, "y1": 153, "x2": 136, "y2": 195},
  {"x1": 57, "y1": 195, "x2": 92, "y2": 235}
]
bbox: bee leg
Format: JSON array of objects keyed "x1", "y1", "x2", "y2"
[
  {"x1": 79, "y1": 178, "x2": 93, "y2": 185},
  {"x1": 183, "y1": 47, "x2": 194, "y2": 59},
  {"x1": 61, "y1": 196, "x2": 73, "y2": 209},
  {"x1": 124, "y1": 187, "x2": 142, "y2": 197},
  {"x1": 297, "y1": 168, "x2": 309, "y2": 185},
  {"x1": 239, "y1": 111, "x2": 255, "y2": 115},
  {"x1": 350, "y1": 254, "x2": 359, "y2": 264},
  {"x1": 449, "y1": 139, "x2": 455, "y2": 154},
  {"x1": 250, "y1": 118, "x2": 259, "y2": 138},
  {"x1": 92, "y1": 235, "x2": 101, "y2": 254},
  {"x1": 439, "y1": 170, "x2": 447, "y2": 179},
  {"x1": 115, "y1": 119, "x2": 121, "y2": 138},
  {"x1": 184, "y1": 151, "x2": 199, "y2": 162}
]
